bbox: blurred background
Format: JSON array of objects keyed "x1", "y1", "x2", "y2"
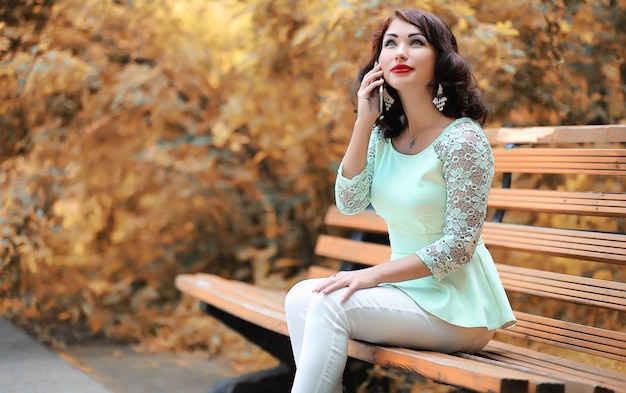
[{"x1": 0, "y1": 0, "x2": 624, "y2": 380}]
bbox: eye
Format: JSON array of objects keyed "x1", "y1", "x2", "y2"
[
  {"x1": 383, "y1": 39, "x2": 396, "y2": 47},
  {"x1": 411, "y1": 38, "x2": 426, "y2": 46}
]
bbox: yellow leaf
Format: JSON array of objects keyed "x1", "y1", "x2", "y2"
[
  {"x1": 457, "y1": 18, "x2": 468, "y2": 32},
  {"x1": 580, "y1": 31, "x2": 595, "y2": 45},
  {"x1": 592, "y1": 269, "x2": 613, "y2": 281},
  {"x1": 73, "y1": 242, "x2": 85, "y2": 255},
  {"x1": 0, "y1": 37, "x2": 10, "y2": 51},
  {"x1": 494, "y1": 20, "x2": 519, "y2": 37},
  {"x1": 88, "y1": 280, "x2": 111, "y2": 296}
]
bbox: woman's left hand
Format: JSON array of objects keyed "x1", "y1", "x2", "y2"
[{"x1": 313, "y1": 269, "x2": 379, "y2": 302}]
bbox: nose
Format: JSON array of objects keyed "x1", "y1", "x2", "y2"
[{"x1": 394, "y1": 43, "x2": 408, "y2": 60}]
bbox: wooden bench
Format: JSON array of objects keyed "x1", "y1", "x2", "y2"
[{"x1": 176, "y1": 124, "x2": 626, "y2": 393}]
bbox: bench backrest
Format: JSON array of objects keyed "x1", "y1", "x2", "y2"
[{"x1": 314, "y1": 124, "x2": 626, "y2": 369}]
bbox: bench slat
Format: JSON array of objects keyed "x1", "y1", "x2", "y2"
[
  {"x1": 497, "y1": 264, "x2": 626, "y2": 292},
  {"x1": 347, "y1": 342, "x2": 561, "y2": 393},
  {"x1": 493, "y1": 148, "x2": 626, "y2": 157},
  {"x1": 492, "y1": 149, "x2": 626, "y2": 175},
  {"x1": 324, "y1": 206, "x2": 387, "y2": 233},
  {"x1": 196, "y1": 273, "x2": 286, "y2": 309},
  {"x1": 484, "y1": 235, "x2": 624, "y2": 264},
  {"x1": 493, "y1": 166, "x2": 626, "y2": 175},
  {"x1": 175, "y1": 274, "x2": 289, "y2": 335},
  {"x1": 466, "y1": 349, "x2": 621, "y2": 393},
  {"x1": 476, "y1": 341, "x2": 625, "y2": 392},
  {"x1": 498, "y1": 279, "x2": 625, "y2": 312},
  {"x1": 497, "y1": 264, "x2": 626, "y2": 312},
  {"x1": 315, "y1": 234, "x2": 389, "y2": 266},
  {"x1": 489, "y1": 189, "x2": 626, "y2": 201},
  {"x1": 484, "y1": 125, "x2": 626, "y2": 145},
  {"x1": 502, "y1": 312, "x2": 626, "y2": 363},
  {"x1": 482, "y1": 222, "x2": 626, "y2": 265},
  {"x1": 484, "y1": 222, "x2": 626, "y2": 245},
  {"x1": 307, "y1": 265, "x2": 338, "y2": 279},
  {"x1": 461, "y1": 352, "x2": 605, "y2": 393},
  {"x1": 488, "y1": 189, "x2": 626, "y2": 217}
]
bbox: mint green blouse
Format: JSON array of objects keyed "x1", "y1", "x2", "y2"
[{"x1": 335, "y1": 118, "x2": 516, "y2": 330}]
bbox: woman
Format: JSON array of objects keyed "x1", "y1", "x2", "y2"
[{"x1": 285, "y1": 9, "x2": 516, "y2": 393}]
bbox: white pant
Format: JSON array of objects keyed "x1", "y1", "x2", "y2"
[{"x1": 284, "y1": 278, "x2": 494, "y2": 393}]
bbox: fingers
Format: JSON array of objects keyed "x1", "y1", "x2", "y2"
[
  {"x1": 340, "y1": 285, "x2": 356, "y2": 303},
  {"x1": 365, "y1": 62, "x2": 383, "y2": 82},
  {"x1": 322, "y1": 279, "x2": 355, "y2": 303},
  {"x1": 358, "y1": 64, "x2": 384, "y2": 97},
  {"x1": 355, "y1": 64, "x2": 384, "y2": 123},
  {"x1": 313, "y1": 274, "x2": 348, "y2": 294},
  {"x1": 312, "y1": 272, "x2": 356, "y2": 302}
]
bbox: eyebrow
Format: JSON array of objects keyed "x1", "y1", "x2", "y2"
[{"x1": 384, "y1": 32, "x2": 426, "y2": 39}]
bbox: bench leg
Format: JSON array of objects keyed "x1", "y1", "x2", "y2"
[{"x1": 200, "y1": 302, "x2": 295, "y2": 393}]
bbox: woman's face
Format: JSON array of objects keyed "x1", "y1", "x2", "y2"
[{"x1": 378, "y1": 18, "x2": 436, "y2": 94}]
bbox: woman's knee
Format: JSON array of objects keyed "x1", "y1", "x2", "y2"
[
  {"x1": 286, "y1": 279, "x2": 346, "y2": 322},
  {"x1": 285, "y1": 278, "x2": 320, "y2": 314}
]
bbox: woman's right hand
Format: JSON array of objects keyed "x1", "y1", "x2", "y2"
[{"x1": 356, "y1": 63, "x2": 384, "y2": 126}]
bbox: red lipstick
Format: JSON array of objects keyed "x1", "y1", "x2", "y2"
[{"x1": 391, "y1": 64, "x2": 414, "y2": 73}]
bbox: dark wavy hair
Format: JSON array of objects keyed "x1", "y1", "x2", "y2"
[{"x1": 356, "y1": 9, "x2": 490, "y2": 138}]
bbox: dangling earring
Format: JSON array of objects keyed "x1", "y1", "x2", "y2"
[
  {"x1": 432, "y1": 83, "x2": 447, "y2": 111},
  {"x1": 382, "y1": 85, "x2": 394, "y2": 112}
]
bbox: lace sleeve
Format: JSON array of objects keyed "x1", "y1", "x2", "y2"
[
  {"x1": 334, "y1": 128, "x2": 381, "y2": 215},
  {"x1": 417, "y1": 123, "x2": 494, "y2": 280}
]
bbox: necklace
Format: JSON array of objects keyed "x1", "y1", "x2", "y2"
[
  {"x1": 407, "y1": 114, "x2": 442, "y2": 150},
  {"x1": 408, "y1": 130, "x2": 416, "y2": 150}
]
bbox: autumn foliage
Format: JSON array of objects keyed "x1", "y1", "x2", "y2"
[{"x1": 1, "y1": 0, "x2": 625, "y2": 359}]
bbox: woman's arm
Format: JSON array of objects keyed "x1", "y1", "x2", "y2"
[
  {"x1": 335, "y1": 64, "x2": 384, "y2": 215},
  {"x1": 417, "y1": 123, "x2": 494, "y2": 280},
  {"x1": 340, "y1": 64, "x2": 384, "y2": 178}
]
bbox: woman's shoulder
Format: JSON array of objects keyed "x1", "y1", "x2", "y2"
[
  {"x1": 435, "y1": 117, "x2": 490, "y2": 156},
  {"x1": 446, "y1": 117, "x2": 483, "y2": 135},
  {"x1": 441, "y1": 117, "x2": 488, "y2": 143}
]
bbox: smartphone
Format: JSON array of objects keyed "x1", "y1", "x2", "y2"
[{"x1": 379, "y1": 83, "x2": 384, "y2": 114}]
